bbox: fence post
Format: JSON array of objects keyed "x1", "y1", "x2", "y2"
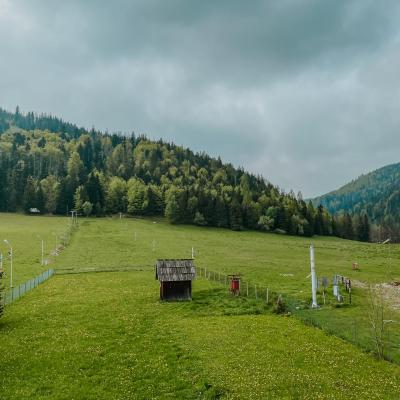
[
  {"x1": 246, "y1": 282, "x2": 249, "y2": 297},
  {"x1": 266, "y1": 288, "x2": 269, "y2": 303}
]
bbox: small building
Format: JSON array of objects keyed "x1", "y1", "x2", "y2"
[
  {"x1": 228, "y1": 274, "x2": 241, "y2": 296},
  {"x1": 156, "y1": 259, "x2": 196, "y2": 301}
]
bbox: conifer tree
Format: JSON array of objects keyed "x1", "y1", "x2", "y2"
[
  {"x1": 165, "y1": 188, "x2": 182, "y2": 224},
  {"x1": 229, "y1": 198, "x2": 243, "y2": 231},
  {"x1": 23, "y1": 176, "x2": 37, "y2": 213},
  {"x1": 342, "y1": 213, "x2": 354, "y2": 240}
]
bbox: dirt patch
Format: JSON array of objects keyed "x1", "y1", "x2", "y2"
[
  {"x1": 351, "y1": 279, "x2": 367, "y2": 289},
  {"x1": 380, "y1": 282, "x2": 400, "y2": 311},
  {"x1": 352, "y1": 280, "x2": 400, "y2": 311}
]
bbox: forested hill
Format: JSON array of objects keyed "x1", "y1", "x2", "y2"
[
  {"x1": 0, "y1": 106, "x2": 364, "y2": 240},
  {"x1": 312, "y1": 163, "x2": 400, "y2": 240}
]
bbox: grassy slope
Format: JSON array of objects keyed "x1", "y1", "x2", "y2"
[
  {"x1": 0, "y1": 213, "x2": 71, "y2": 286},
  {"x1": 60, "y1": 217, "x2": 400, "y2": 361},
  {"x1": 1, "y1": 271, "x2": 400, "y2": 399},
  {"x1": 56, "y1": 217, "x2": 399, "y2": 293},
  {"x1": 1, "y1": 214, "x2": 400, "y2": 398},
  {"x1": 56, "y1": 217, "x2": 400, "y2": 362}
]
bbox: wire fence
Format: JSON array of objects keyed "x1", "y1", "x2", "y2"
[
  {"x1": 0, "y1": 269, "x2": 54, "y2": 306},
  {"x1": 56, "y1": 221, "x2": 79, "y2": 253},
  {"x1": 196, "y1": 265, "x2": 400, "y2": 364},
  {"x1": 197, "y1": 265, "x2": 299, "y2": 307}
]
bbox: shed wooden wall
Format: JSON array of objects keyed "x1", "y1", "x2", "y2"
[{"x1": 160, "y1": 280, "x2": 192, "y2": 301}]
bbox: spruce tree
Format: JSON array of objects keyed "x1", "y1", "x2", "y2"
[
  {"x1": 342, "y1": 213, "x2": 354, "y2": 240},
  {"x1": 23, "y1": 176, "x2": 37, "y2": 213},
  {"x1": 229, "y1": 198, "x2": 243, "y2": 231},
  {"x1": 165, "y1": 188, "x2": 182, "y2": 223}
]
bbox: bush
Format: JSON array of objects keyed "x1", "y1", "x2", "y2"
[
  {"x1": 82, "y1": 201, "x2": 93, "y2": 217},
  {"x1": 273, "y1": 295, "x2": 287, "y2": 314},
  {"x1": 194, "y1": 211, "x2": 207, "y2": 226}
]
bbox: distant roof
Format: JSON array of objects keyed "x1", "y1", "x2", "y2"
[{"x1": 156, "y1": 259, "x2": 196, "y2": 282}]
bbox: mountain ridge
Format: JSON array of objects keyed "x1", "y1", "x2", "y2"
[{"x1": 312, "y1": 162, "x2": 400, "y2": 240}]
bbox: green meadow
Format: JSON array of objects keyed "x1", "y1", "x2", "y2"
[
  {"x1": 1, "y1": 214, "x2": 400, "y2": 399},
  {"x1": 0, "y1": 213, "x2": 72, "y2": 286}
]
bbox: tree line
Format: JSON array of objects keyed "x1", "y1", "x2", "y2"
[{"x1": 0, "y1": 106, "x2": 370, "y2": 241}]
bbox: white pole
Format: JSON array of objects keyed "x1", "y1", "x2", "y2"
[
  {"x1": 4, "y1": 240, "x2": 13, "y2": 288},
  {"x1": 191, "y1": 247, "x2": 194, "y2": 259},
  {"x1": 41, "y1": 240, "x2": 44, "y2": 266},
  {"x1": 310, "y1": 244, "x2": 318, "y2": 308},
  {"x1": 10, "y1": 245, "x2": 12, "y2": 288}
]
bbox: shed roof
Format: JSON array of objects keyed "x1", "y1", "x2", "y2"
[{"x1": 156, "y1": 259, "x2": 196, "y2": 282}]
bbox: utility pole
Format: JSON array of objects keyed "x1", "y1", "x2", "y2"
[{"x1": 310, "y1": 244, "x2": 318, "y2": 308}]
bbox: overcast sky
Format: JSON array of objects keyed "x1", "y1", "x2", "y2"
[{"x1": 1, "y1": 0, "x2": 400, "y2": 197}]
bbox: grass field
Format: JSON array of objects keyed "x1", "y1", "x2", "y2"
[
  {"x1": 1, "y1": 214, "x2": 400, "y2": 399},
  {"x1": 1, "y1": 272, "x2": 400, "y2": 399},
  {"x1": 0, "y1": 213, "x2": 72, "y2": 286},
  {"x1": 54, "y1": 216, "x2": 400, "y2": 360},
  {"x1": 55, "y1": 216, "x2": 400, "y2": 291}
]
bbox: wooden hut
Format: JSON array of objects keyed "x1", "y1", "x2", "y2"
[{"x1": 156, "y1": 259, "x2": 196, "y2": 301}]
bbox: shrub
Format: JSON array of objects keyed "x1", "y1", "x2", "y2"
[{"x1": 273, "y1": 294, "x2": 287, "y2": 314}]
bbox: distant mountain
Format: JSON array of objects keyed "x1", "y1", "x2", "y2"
[{"x1": 312, "y1": 163, "x2": 400, "y2": 239}]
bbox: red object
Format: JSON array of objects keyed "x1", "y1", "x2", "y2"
[{"x1": 229, "y1": 276, "x2": 241, "y2": 295}]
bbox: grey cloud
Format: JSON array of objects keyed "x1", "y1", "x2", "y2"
[{"x1": 1, "y1": 0, "x2": 400, "y2": 197}]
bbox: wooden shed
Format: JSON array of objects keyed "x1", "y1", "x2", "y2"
[{"x1": 156, "y1": 259, "x2": 196, "y2": 301}]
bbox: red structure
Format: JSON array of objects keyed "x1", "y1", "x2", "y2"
[{"x1": 228, "y1": 275, "x2": 241, "y2": 296}]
